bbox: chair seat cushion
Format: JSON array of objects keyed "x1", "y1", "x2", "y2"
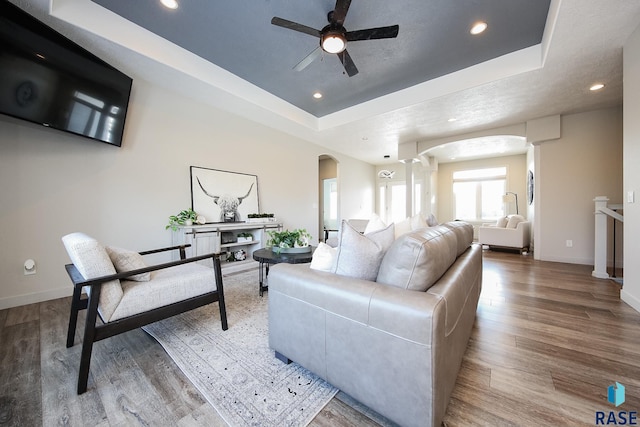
[{"x1": 109, "y1": 263, "x2": 217, "y2": 321}]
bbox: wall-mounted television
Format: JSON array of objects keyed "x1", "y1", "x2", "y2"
[{"x1": 0, "y1": 0, "x2": 132, "y2": 147}]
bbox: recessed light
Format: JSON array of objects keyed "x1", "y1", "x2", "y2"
[
  {"x1": 590, "y1": 83, "x2": 605, "y2": 91},
  {"x1": 313, "y1": 92, "x2": 323, "y2": 99},
  {"x1": 384, "y1": 155, "x2": 390, "y2": 159},
  {"x1": 161, "y1": 0, "x2": 178, "y2": 9},
  {"x1": 448, "y1": 117, "x2": 457, "y2": 122},
  {"x1": 470, "y1": 21, "x2": 487, "y2": 35}
]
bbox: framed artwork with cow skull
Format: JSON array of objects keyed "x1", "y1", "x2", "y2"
[{"x1": 190, "y1": 166, "x2": 260, "y2": 223}]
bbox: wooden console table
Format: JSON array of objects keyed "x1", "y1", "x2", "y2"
[{"x1": 172, "y1": 222, "x2": 283, "y2": 267}]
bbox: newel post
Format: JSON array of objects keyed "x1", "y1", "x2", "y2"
[{"x1": 592, "y1": 196, "x2": 610, "y2": 279}]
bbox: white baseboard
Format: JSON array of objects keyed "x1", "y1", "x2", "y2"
[
  {"x1": 537, "y1": 255, "x2": 593, "y2": 265},
  {"x1": 621, "y1": 289, "x2": 640, "y2": 314},
  {"x1": 0, "y1": 287, "x2": 71, "y2": 310}
]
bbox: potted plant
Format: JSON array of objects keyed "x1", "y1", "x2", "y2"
[
  {"x1": 166, "y1": 208, "x2": 198, "y2": 231},
  {"x1": 267, "y1": 228, "x2": 312, "y2": 253},
  {"x1": 237, "y1": 232, "x2": 254, "y2": 243}
]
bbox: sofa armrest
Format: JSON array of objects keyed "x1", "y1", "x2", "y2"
[{"x1": 269, "y1": 264, "x2": 441, "y2": 344}]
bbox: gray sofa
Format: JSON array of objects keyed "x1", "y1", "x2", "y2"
[{"x1": 268, "y1": 221, "x2": 482, "y2": 427}]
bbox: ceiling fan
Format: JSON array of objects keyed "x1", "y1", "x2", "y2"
[{"x1": 271, "y1": 0, "x2": 399, "y2": 77}]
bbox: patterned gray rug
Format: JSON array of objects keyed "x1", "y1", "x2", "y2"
[{"x1": 142, "y1": 268, "x2": 338, "y2": 427}]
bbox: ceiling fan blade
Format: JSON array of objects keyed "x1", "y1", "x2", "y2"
[
  {"x1": 332, "y1": 0, "x2": 351, "y2": 25},
  {"x1": 293, "y1": 47, "x2": 322, "y2": 71},
  {"x1": 337, "y1": 49, "x2": 358, "y2": 77},
  {"x1": 271, "y1": 17, "x2": 321, "y2": 38},
  {"x1": 346, "y1": 25, "x2": 399, "y2": 41}
]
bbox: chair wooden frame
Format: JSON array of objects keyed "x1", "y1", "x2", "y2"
[{"x1": 65, "y1": 244, "x2": 228, "y2": 394}]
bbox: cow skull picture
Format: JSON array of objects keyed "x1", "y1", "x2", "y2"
[{"x1": 196, "y1": 176, "x2": 254, "y2": 222}]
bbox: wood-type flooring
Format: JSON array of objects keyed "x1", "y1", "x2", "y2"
[{"x1": 0, "y1": 250, "x2": 638, "y2": 426}]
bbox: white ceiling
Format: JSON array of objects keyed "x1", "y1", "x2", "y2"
[{"x1": 15, "y1": 0, "x2": 640, "y2": 165}]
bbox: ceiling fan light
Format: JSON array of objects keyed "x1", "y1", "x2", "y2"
[
  {"x1": 321, "y1": 33, "x2": 346, "y2": 54},
  {"x1": 470, "y1": 21, "x2": 487, "y2": 35},
  {"x1": 160, "y1": 0, "x2": 178, "y2": 9}
]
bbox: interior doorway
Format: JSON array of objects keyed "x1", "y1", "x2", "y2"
[{"x1": 319, "y1": 155, "x2": 339, "y2": 242}]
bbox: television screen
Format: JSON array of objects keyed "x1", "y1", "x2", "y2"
[{"x1": 0, "y1": 0, "x2": 132, "y2": 147}]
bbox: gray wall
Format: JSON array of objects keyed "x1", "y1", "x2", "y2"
[
  {"x1": 536, "y1": 107, "x2": 623, "y2": 265},
  {"x1": 0, "y1": 78, "x2": 375, "y2": 309}
]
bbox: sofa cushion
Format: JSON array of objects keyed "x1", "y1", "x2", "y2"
[
  {"x1": 106, "y1": 246, "x2": 151, "y2": 281},
  {"x1": 334, "y1": 220, "x2": 395, "y2": 281},
  {"x1": 507, "y1": 214, "x2": 525, "y2": 229},
  {"x1": 495, "y1": 217, "x2": 508, "y2": 228},
  {"x1": 394, "y1": 217, "x2": 412, "y2": 238},
  {"x1": 61, "y1": 232, "x2": 123, "y2": 322},
  {"x1": 364, "y1": 213, "x2": 387, "y2": 233},
  {"x1": 376, "y1": 225, "x2": 458, "y2": 291},
  {"x1": 394, "y1": 213, "x2": 430, "y2": 239},
  {"x1": 310, "y1": 242, "x2": 338, "y2": 272},
  {"x1": 441, "y1": 221, "x2": 473, "y2": 256},
  {"x1": 425, "y1": 213, "x2": 438, "y2": 227}
]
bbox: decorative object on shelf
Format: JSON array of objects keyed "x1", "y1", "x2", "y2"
[
  {"x1": 166, "y1": 208, "x2": 198, "y2": 231},
  {"x1": 196, "y1": 215, "x2": 206, "y2": 225},
  {"x1": 226, "y1": 249, "x2": 247, "y2": 262},
  {"x1": 247, "y1": 213, "x2": 277, "y2": 223},
  {"x1": 191, "y1": 166, "x2": 259, "y2": 223},
  {"x1": 267, "y1": 229, "x2": 312, "y2": 254},
  {"x1": 221, "y1": 232, "x2": 236, "y2": 244},
  {"x1": 237, "y1": 232, "x2": 254, "y2": 243},
  {"x1": 234, "y1": 249, "x2": 247, "y2": 261}
]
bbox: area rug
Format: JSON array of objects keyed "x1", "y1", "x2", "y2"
[{"x1": 142, "y1": 268, "x2": 338, "y2": 427}]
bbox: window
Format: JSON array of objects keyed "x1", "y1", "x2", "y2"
[
  {"x1": 452, "y1": 167, "x2": 506, "y2": 221},
  {"x1": 379, "y1": 181, "x2": 422, "y2": 224}
]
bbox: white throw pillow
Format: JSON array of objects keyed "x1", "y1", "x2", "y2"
[
  {"x1": 310, "y1": 242, "x2": 338, "y2": 272},
  {"x1": 394, "y1": 217, "x2": 412, "y2": 238},
  {"x1": 335, "y1": 220, "x2": 395, "y2": 281},
  {"x1": 106, "y1": 246, "x2": 151, "y2": 281},
  {"x1": 506, "y1": 215, "x2": 525, "y2": 229},
  {"x1": 410, "y1": 213, "x2": 428, "y2": 230},
  {"x1": 364, "y1": 213, "x2": 387, "y2": 234},
  {"x1": 496, "y1": 217, "x2": 509, "y2": 228}
]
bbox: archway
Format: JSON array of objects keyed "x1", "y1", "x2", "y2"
[{"x1": 318, "y1": 155, "x2": 339, "y2": 242}]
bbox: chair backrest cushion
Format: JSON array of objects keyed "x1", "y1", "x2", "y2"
[{"x1": 62, "y1": 232, "x2": 123, "y2": 322}]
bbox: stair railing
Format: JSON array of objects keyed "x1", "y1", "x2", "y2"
[{"x1": 592, "y1": 196, "x2": 624, "y2": 280}]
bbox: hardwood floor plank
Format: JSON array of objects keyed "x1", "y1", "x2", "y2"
[
  {"x1": 0, "y1": 320, "x2": 42, "y2": 426},
  {"x1": 4, "y1": 302, "x2": 40, "y2": 327},
  {"x1": 2, "y1": 251, "x2": 640, "y2": 426},
  {"x1": 40, "y1": 297, "x2": 108, "y2": 427}
]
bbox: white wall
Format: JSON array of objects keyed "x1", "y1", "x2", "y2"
[
  {"x1": 622, "y1": 24, "x2": 640, "y2": 312},
  {"x1": 536, "y1": 108, "x2": 623, "y2": 265},
  {"x1": 0, "y1": 78, "x2": 375, "y2": 309}
]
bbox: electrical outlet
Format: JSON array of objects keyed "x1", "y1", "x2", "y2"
[
  {"x1": 24, "y1": 259, "x2": 36, "y2": 275},
  {"x1": 566, "y1": 240, "x2": 573, "y2": 248}
]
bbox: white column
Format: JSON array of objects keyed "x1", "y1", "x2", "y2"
[
  {"x1": 404, "y1": 160, "x2": 414, "y2": 218},
  {"x1": 592, "y1": 196, "x2": 610, "y2": 279}
]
